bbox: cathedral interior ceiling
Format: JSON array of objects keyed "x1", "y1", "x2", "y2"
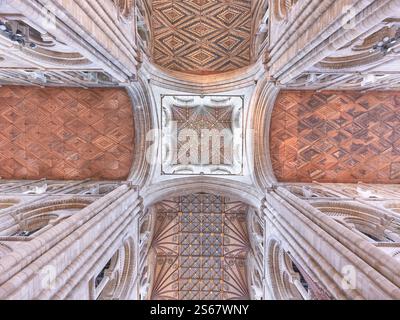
[
  {"x1": 150, "y1": 193, "x2": 250, "y2": 300},
  {"x1": 0, "y1": 86, "x2": 134, "y2": 180},
  {"x1": 151, "y1": 0, "x2": 252, "y2": 74},
  {"x1": 0, "y1": 0, "x2": 400, "y2": 302},
  {"x1": 161, "y1": 95, "x2": 244, "y2": 175},
  {"x1": 270, "y1": 90, "x2": 400, "y2": 184}
]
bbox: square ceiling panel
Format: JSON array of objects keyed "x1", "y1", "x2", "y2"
[{"x1": 161, "y1": 95, "x2": 244, "y2": 175}]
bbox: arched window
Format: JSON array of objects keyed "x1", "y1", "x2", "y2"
[
  {"x1": 312, "y1": 202, "x2": 400, "y2": 243},
  {"x1": 92, "y1": 239, "x2": 135, "y2": 300},
  {"x1": 267, "y1": 239, "x2": 311, "y2": 300},
  {"x1": 3, "y1": 198, "x2": 93, "y2": 238}
]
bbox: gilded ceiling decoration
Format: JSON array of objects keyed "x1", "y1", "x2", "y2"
[
  {"x1": 161, "y1": 95, "x2": 244, "y2": 175},
  {"x1": 271, "y1": 90, "x2": 400, "y2": 183},
  {"x1": 150, "y1": 193, "x2": 250, "y2": 300},
  {"x1": 152, "y1": 0, "x2": 252, "y2": 74},
  {"x1": 0, "y1": 86, "x2": 134, "y2": 180}
]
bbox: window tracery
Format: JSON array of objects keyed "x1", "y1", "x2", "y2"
[
  {"x1": 91, "y1": 239, "x2": 136, "y2": 300},
  {"x1": 0, "y1": 198, "x2": 93, "y2": 238},
  {"x1": 312, "y1": 202, "x2": 400, "y2": 244},
  {"x1": 267, "y1": 239, "x2": 316, "y2": 300}
]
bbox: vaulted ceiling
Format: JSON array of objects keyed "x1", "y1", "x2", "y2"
[
  {"x1": 151, "y1": 0, "x2": 252, "y2": 74},
  {"x1": 150, "y1": 193, "x2": 250, "y2": 300}
]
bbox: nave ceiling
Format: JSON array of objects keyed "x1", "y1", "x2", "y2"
[
  {"x1": 0, "y1": 86, "x2": 134, "y2": 180},
  {"x1": 270, "y1": 90, "x2": 400, "y2": 184}
]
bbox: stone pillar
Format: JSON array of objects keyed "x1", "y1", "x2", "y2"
[
  {"x1": 263, "y1": 185, "x2": 400, "y2": 300},
  {"x1": 0, "y1": 181, "x2": 143, "y2": 300}
]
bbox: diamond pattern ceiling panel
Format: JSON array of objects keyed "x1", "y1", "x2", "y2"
[
  {"x1": 270, "y1": 90, "x2": 400, "y2": 183},
  {"x1": 150, "y1": 193, "x2": 250, "y2": 300},
  {"x1": 161, "y1": 95, "x2": 244, "y2": 175},
  {"x1": 0, "y1": 86, "x2": 134, "y2": 180},
  {"x1": 152, "y1": 0, "x2": 252, "y2": 74}
]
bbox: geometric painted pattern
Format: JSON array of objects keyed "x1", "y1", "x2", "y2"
[
  {"x1": 0, "y1": 86, "x2": 134, "y2": 180},
  {"x1": 172, "y1": 103, "x2": 232, "y2": 165},
  {"x1": 152, "y1": 0, "x2": 251, "y2": 74},
  {"x1": 150, "y1": 193, "x2": 250, "y2": 300},
  {"x1": 161, "y1": 95, "x2": 244, "y2": 175},
  {"x1": 271, "y1": 90, "x2": 400, "y2": 183}
]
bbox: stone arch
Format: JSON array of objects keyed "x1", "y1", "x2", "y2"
[
  {"x1": 266, "y1": 238, "x2": 308, "y2": 300},
  {"x1": 127, "y1": 77, "x2": 155, "y2": 187},
  {"x1": 7, "y1": 198, "x2": 93, "y2": 237},
  {"x1": 311, "y1": 202, "x2": 400, "y2": 243},
  {"x1": 96, "y1": 238, "x2": 136, "y2": 300},
  {"x1": 250, "y1": 79, "x2": 280, "y2": 188},
  {"x1": 0, "y1": 198, "x2": 20, "y2": 210},
  {"x1": 142, "y1": 177, "x2": 264, "y2": 209}
]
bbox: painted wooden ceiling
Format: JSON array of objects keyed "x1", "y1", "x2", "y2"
[
  {"x1": 271, "y1": 90, "x2": 400, "y2": 183},
  {"x1": 152, "y1": 0, "x2": 252, "y2": 74},
  {"x1": 0, "y1": 86, "x2": 134, "y2": 180}
]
